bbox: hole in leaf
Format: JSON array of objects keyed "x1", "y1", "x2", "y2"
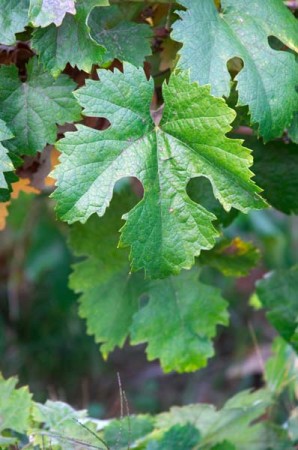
[
  {"x1": 187, "y1": 176, "x2": 238, "y2": 227},
  {"x1": 114, "y1": 176, "x2": 144, "y2": 199},
  {"x1": 267, "y1": 35, "x2": 286, "y2": 51},
  {"x1": 227, "y1": 57, "x2": 243, "y2": 80},
  {"x1": 82, "y1": 116, "x2": 111, "y2": 130}
]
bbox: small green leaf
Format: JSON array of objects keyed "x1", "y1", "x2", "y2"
[
  {"x1": 131, "y1": 269, "x2": 229, "y2": 373},
  {"x1": 32, "y1": 0, "x2": 108, "y2": 77},
  {"x1": 88, "y1": 5, "x2": 153, "y2": 66},
  {"x1": 54, "y1": 64, "x2": 265, "y2": 278},
  {"x1": 0, "y1": 58, "x2": 81, "y2": 156},
  {"x1": 256, "y1": 266, "x2": 298, "y2": 351},
  {"x1": 172, "y1": 0, "x2": 298, "y2": 140},
  {"x1": 29, "y1": 0, "x2": 76, "y2": 27},
  {"x1": 0, "y1": 0, "x2": 29, "y2": 45},
  {"x1": 199, "y1": 237, "x2": 260, "y2": 277},
  {"x1": 0, "y1": 374, "x2": 32, "y2": 435}
]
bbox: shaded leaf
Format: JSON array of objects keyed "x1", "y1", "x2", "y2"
[
  {"x1": 0, "y1": 0, "x2": 29, "y2": 45},
  {"x1": 199, "y1": 237, "x2": 260, "y2": 277},
  {"x1": 250, "y1": 137, "x2": 298, "y2": 214},
  {"x1": 256, "y1": 266, "x2": 298, "y2": 352},
  {"x1": 88, "y1": 5, "x2": 153, "y2": 66},
  {"x1": 131, "y1": 269, "x2": 229, "y2": 373},
  {"x1": 32, "y1": 0, "x2": 108, "y2": 77}
]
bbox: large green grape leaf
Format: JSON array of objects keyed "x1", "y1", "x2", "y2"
[
  {"x1": 0, "y1": 0, "x2": 29, "y2": 45},
  {"x1": 32, "y1": 0, "x2": 108, "y2": 77},
  {"x1": 0, "y1": 58, "x2": 81, "y2": 156},
  {"x1": 54, "y1": 64, "x2": 265, "y2": 278},
  {"x1": 88, "y1": 5, "x2": 153, "y2": 66},
  {"x1": 256, "y1": 266, "x2": 298, "y2": 352},
  {"x1": 131, "y1": 269, "x2": 229, "y2": 373},
  {"x1": 69, "y1": 191, "x2": 229, "y2": 372},
  {"x1": 0, "y1": 119, "x2": 14, "y2": 190},
  {"x1": 29, "y1": 0, "x2": 76, "y2": 27},
  {"x1": 0, "y1": 374, "x2": 32, "y2": 435},
  {"x1": 250, "y1": 137, "x2": 298, "y2": 214},
  {"x1": 172, "y1": 0, "x2": 298, "y2": 141}
]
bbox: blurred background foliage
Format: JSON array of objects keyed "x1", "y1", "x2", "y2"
[{"x1": 0, "y1": 187, "x2": 297, "y2": 420}]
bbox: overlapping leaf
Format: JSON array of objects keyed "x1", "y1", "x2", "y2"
[
  {"x1": 29, "y1": 0, "x2": 76, "y2": 27},
  {"x1": 0, "y1": 58, "x2": 81, "y2": 156},
  {"x1": 130, "y1": 269, "x2": 229, "y2": 373},
  {"x1": 0, "y1": 374, "x2": 32, "y2": 435},
  {"x1": 32, "y1": 0, "x2": 108, "y2": 76},
  {"x1": 172, "y1": 0, "x2": 298, "y2": 140},
  {"x1": 256, "y1": 266, "x2": 298, "y2": 352},
  {"x1": 88, "y1": 5, "x2": 153, "y2": 66},
  {"x1": 55, "y1": 64, "x2": 265, "y2": 278},
  {"x1": 0, "y1": 0, "x2": 29, "y2": 45},
  {"x1": 69, "y1": 191, "x2": 229, "y2": 372}
]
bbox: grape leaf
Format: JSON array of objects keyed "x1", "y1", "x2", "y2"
[
  {"x1": 88, "y1": 5, "x2": 153, "y2": 66},
  {"x1": 256, "y1": 266, "x2": 298, "y2": 352},
  {"x1": 69, "y1": 191, "x2": 229, "y2": 372},
  {"x1": 0, "y1": 374, "x2": 32, "y2": 435},
  {"x1": 0, "y1": 58, "x2": 81, "y2": 156},
  {"x1": 32, "y1": 0, "x2": 108, "y2": 77},
  {"x1": 199, "y1": 237, "x2": 260, "y2": 277},
  {"x1": 131, "y1": 269, "x2": 229, "y2": 372},
  {"x1": 250, "y1": 137, "x2": 298, "y2": 214},
  {"x1": 54, "y1": 64, "x2": 265, "y2": 278},
  {"x1": 0, "y1": 119, "x2": 14, "y2": 190},
  {"x1": 29, "y1": 0, "x2": 76, "y2": 27},
  {"x1": 0, "y1": 0, "x2": 29, "y2": 45},
  {"x1": 172, "y1": 0, "x2": 298, "y2": 140}
]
